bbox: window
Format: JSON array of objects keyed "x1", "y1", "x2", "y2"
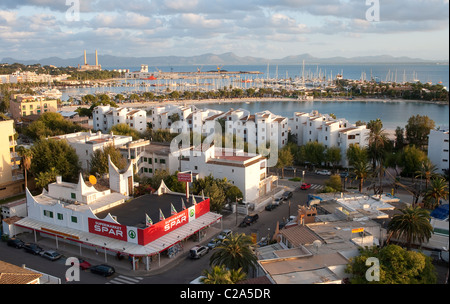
[
  {"x1": 71, "y1": 193, "x2": 76, "y2": 199},
  {"x1": 71, "y1": 216, "x2": 78, "y2": 223},
  {"x1": 44, "y1": 210, "x2": 54, "y2": 218},
  {"x1": 57, "y1": 213, "x2": 63, "y2": 220},
  {"x1": 154, "y1": 158, "x2": 158, "y2": 163},
  {"x1": 348, "y1": 135, "x2": 356, "y2": 140},
  {"x1": 144, "y1": 168, "x2": 148, "y2": 172},
  {"x1": 160, "y1": 159, "x2": 166, "y2": 164},
  {"x1": 148, "y1": 158, "x2": 152, "y2": 164}
]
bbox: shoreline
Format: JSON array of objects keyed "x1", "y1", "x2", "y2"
[{"x1": 61, "y1": 96, "x2": 448, "y2": 112}]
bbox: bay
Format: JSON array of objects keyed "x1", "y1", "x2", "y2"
[{"x1": 61, "y1": 63, "x2": 449, "y2": 130}]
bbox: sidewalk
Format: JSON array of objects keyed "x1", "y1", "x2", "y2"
[{"x1": 16, "y1": 212, "x2": 243, "y2": 278}]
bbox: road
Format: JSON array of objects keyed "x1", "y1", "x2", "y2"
[{"x1": 0, "y1": 169, "x2": 416, "y2": 284}]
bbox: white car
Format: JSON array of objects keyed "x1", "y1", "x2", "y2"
[{"x1": 316, "y1": 169, "x2": 331, "y2": 176}]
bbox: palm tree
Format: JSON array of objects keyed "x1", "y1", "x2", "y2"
[
  {"x1": 209, "y1": 233, "x2": 257, "y2": 273},
  {"x1": 386, "y1": 206, "x2": 433, "y2": 250},
  {"x1": 16, "y1": 146, "x2": 33, "y2": 190},
  {"x1": 367, "y1": 121, "x2": 389, "y2": 193},
  {"x1": 352, "y1": 159, "x2": 372, "y2": 193},
  {"x1": 415, "y1": 160, "x2": 439, "y2": 190},
  {"x1": 424, "y1": 178, "x2": 449, "y2": 209},
  {"x1": 200, "y1": 266, "x2": 232, "y2": 284},
  {"x1": 200, "y1": 266, "x2": 247, "y2": 284}
]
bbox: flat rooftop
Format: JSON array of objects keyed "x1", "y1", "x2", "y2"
[{"x1": 95, "y1": 193, "x2": 203, "y2": 228}]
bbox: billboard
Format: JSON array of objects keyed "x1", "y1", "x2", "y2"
[
  {"x1": 88, "y1": 218, "x2": 128, "y2": 242},
  {"x1": 177, "y1": 171, "x2": 193, "y2": 183},
  {"x1": 139, "y1": 198, "x2": 210, "y2": 246}
]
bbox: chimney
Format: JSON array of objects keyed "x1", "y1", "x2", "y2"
[
  {"x1": 95, "y1": 50, "x2": 98, "y2": 66},
  {"x1": 84, "y1": 50, "x2": 87, "y2": 65},
  {"x1": 56, "y1": 176, "x2": 62, "y2": 184}
]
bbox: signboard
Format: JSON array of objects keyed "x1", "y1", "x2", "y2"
[
  {"x1": 351, "y1": 227, "x2": 364, "y2": 233},
  {"x1": 177, "y1": 171, "x2": 193, "y2": 183},
  {"x1": 139, "y1": 198, "x2": 211, "y2": 246},
  {"x1": 88, "y1": 218, "x2": 127, "y2": 242}
]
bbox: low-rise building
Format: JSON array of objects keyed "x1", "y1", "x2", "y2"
[
  {"x1": 51, "y1": 131, "x2": 133, "y2": 171},
  {"x1": 428, "y1": 127, "x2": 449, "y2": 175},
  {"x1": 92, "y1": 105, "x2": 147, "y2": 133},
  {"x1": 288, "y1": 111, "x2": 370, "y2": 167},
  {"x1": 180, "y1": 144, "x2": 276, "y2": 203},
  {"x1": 9, "y1": 94, "x2": 58, "y2": 121}
]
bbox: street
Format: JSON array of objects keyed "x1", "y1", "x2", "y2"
[{"x1": 0, "y1": 169, "x2": 418, "y2": 284}]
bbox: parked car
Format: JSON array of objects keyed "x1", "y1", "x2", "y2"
[
  {"x1": 273, "y1": 197, "x2": 283, "y2": 205},
  {"x1": 40, "y1": 250, "x2": 62, "y2": 261},
  {"x1": 68, "y1": 258, "x2": 91, "y2": 270},
  {"x1": 300, "y1": 183, "x2": 311, "y2": 190},
  {"x1": 316, "y1": 169, "x2": 331, "y2": 176},
  {"x1": 189, "y1": 245, "x2": 209, "y2": 259},
  {"x1": 7, "y1": 238, "x2": 24, "y2": 249},
  {"x1": 217, "y1": 229, "x2": 232, "y2": 240},
  {"x1": 23, "y1": 243, "x2": 43, "y2": 255},
  {"x1": 90, "y1": 264, "x2": 115, "y2": 277},
  {"x1": 207, "y1": 238, "x2": 221, "y2": 249},
  {"x1": 282, "y1": 191, "x2": 293, "y2": 200},
  {"x1": 340, "y1": 172, "x2": 349, "y2": 178},
  {"x1": 265, "y1": 203, "x2": 277, "y2": 211},
  {"x1": 239, "y1": 214, "x2": 259, "y2": 227}
]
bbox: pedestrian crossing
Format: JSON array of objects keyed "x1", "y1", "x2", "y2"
[
  {"x1": 310, "y1": 184, "x2": 324, "y2": 190},
  {"x1": 106, "y1": 275, "x2": 144, "y2": 284}
]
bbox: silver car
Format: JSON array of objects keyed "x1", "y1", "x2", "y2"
[{"x1": 40, "y1": 250, "x2": 62, "y2": 261}]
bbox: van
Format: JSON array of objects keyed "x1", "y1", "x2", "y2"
[{"x1": 189, "y1": 245, "x2": 209, "y2": 259}]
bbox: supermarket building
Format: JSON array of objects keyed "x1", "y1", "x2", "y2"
[{"x1": 6, "y1": 158, "x2": 222, "y2": 271}]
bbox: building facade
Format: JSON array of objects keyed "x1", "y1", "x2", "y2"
[
  {"x1": 10, "y1": 94, "x2": 58, "y2": 121},
  {"x1": 92, "y1": 105, "x2": 147, "y2": 133},
  {"x1": 428, "y1": 128, "x2": 449, "y2": 175},
  {"x1": 0, "y1": 118, "x2": 25, "y2": 200},
  {"x1": 51, "y1": 131, "x2": 133, "y2": 171},
  {"x1": 288, "y1": 111, "x2": 370, "y2": 167}
]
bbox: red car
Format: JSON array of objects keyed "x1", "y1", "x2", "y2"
[
  {"x1": 300, "y1": 183, "x2": 311, "y2": 190},
  {"x1": 68, "y1": 258, "x2": 91, "y2": 270}
]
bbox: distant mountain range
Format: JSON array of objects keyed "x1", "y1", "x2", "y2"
[{"x1": 1, "y1": 52, "x2": 447, "y2": 69}]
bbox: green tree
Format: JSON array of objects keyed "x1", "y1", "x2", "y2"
[
  {"x1": 325, "y1": 147, "x2": 341, "y2": 170},
  {"x1": 110, "y1": 123, "x2": 141, "y2": 140},
  {"x1": 301, "y1": 141, "x2": 326, "y2": 167},
  {"x1": 405, "y1": 115, "x2": 435, "y2": 150},
  {"x1": 16, "y1": 146, "x2": 33, "y2": 190},
  {"x1": 424, "y1": 178, "x2": 449, "y2": 209},
  {"x1": 398, "y1": 145, "x2": 428, "y2": 177},
  {"x1": 346, "y1": 245, "x2": 436, "y2": 284},
  {"x1": 209, "y1": 233, "x2": 257, "y2": 273},
  {"x1": 415, "y1": 159, "x2": 439, "y2": 190},
  {"x1": 31, "y1": 139, "x2": 81, "y2": 182},
  {"x1": 387, "y1": 206, "x2": 433, "y2": 250},
  {"x1": 200, "y1": 266, "x2": 232, "y2": 284},
  {"x1": 89, "y1": 144, "x2": 127, "y2": 176},
  {"x1": 352, "y1": 159, "x2": 372, "y2": 193},
  {"x1": 276, "y1": 147, "x2": 293, "y2": 178},
  {"x1": 324, "y1": 174, "x2": 342, "y2": 192},
  {"x1": 35, "y1": 167, "x2": 59, "y2": 190}
]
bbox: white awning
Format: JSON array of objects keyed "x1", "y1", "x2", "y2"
[{"x1": 14, "y1": 212, "x2": 222, "y2": 257}]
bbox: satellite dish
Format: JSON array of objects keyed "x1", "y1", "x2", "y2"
[{"x1": 89, "y1": 175, "x2": 97, "y2": 185}]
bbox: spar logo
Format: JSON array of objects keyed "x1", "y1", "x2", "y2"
[
  {"x1": 89, "y1": 218, "x2": 127, "y2": 241},
  {"x1": 164, "y1": 213, "x2": 187, "y2": 232},
  {"x1": 128, "y1": 230, "x2": 136, "y2": 239}
]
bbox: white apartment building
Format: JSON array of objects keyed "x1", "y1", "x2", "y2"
[
  {"x1": 51, "y1": 131, "x2": 133, "y2": 171},
  {"x1": 149, "y1": 104, "x2": 193, "y2": 131},
  {"x1": 93, "y1": 105, "x2": 147, "y2": 133},
  {"x1": 119, "y1": 140, "x2": 182, "y2": 178},
  {"x1": 428, "y1": 128, "x2": 449, "y2": 175},
  {"x1": 288, "y1": 111, "x2": 370, "y2": 167},
  {"x1": 180, "y1": 145, "x2": 277, "y2": 203}
]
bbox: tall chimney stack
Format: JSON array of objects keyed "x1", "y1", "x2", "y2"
[
  {"x1": 84, "y1": 50, "x2": 87, "y2": 65},
  {"x1": 95, "y1": 50, "x2": 98, "y2": 66}
]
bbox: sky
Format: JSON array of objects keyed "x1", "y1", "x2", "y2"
[{"x1": 0, "y1": 0, "x2": 448, "y2": 61}]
